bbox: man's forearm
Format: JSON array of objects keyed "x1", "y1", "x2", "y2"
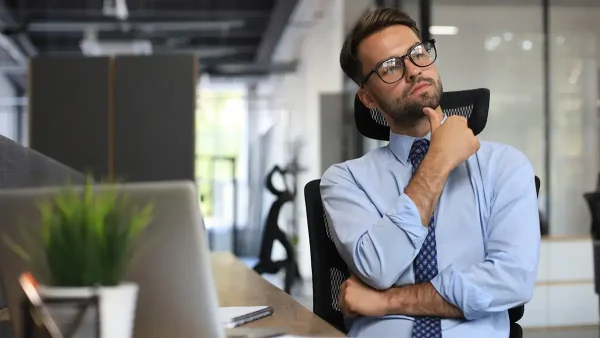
[
  {"x1": 404, "y1": 156, "x2": 450, "y2": 226},
  {"x1": 384, "y1": 282, "x2": 464, "y2": 319}
]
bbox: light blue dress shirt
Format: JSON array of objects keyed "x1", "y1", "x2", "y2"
[{"x1": 320, "y1": 126, "x2": 541, "y2": 338}]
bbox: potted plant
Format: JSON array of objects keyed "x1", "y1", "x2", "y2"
[{"x1": 4, "y1": 179, "x2": 153, "y2": 338}]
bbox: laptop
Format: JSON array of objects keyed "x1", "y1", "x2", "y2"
[{"x1": 0, "y1": 180, "x2": 225, "y2": 338}]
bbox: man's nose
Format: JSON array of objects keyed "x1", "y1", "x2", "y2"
[{"x1": 405, "y1": 61, "x2": 422, "y2": 82}]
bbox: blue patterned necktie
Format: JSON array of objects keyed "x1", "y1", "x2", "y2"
[{"x1": 409, "y1": 139, "x2": 442, "y2": 338}]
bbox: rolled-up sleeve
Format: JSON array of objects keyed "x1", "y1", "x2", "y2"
[
  {"x1": 430, "y1": 148, "x2": 541, "y2": 320},
  {"x1": 321, "y1": 163, "x2": 429, "y2": 290}
]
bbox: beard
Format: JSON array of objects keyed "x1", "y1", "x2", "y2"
[{"x1": 373, "y1": 76, "x2": 443, "y2": 128}]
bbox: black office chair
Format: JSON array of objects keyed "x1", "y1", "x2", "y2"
[{"x1": 304, "y1": 89, "x2": 539, "y2": 338}]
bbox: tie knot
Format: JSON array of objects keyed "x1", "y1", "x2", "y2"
[{"x1": 409, "y1": 139, "x2": 430, "y2": 172}]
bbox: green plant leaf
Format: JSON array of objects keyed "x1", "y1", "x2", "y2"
[
  {"x1": 3, "y1": 176, "x2": 155, "y2": 287},
  {"x1": 1, "y1": 233, "x2": 31, "y2": 262}
]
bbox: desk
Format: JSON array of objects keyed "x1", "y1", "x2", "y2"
[{"x1": 211, "y1": 252, "x2": 344, "y2": 337}]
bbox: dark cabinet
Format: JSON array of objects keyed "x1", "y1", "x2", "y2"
[{"x1": 28, "y1": 55, "x2": 197, "y2": 183}]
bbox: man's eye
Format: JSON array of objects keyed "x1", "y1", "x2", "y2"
[{"x1": 383, "y1": 66, "x2": 398, "y2": 74}]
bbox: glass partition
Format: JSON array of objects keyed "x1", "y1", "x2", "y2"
[
  {"x1": 432, "y1": 1, "x2": 547, "y2": 231},
  {"x1": 549, "y1": 2, "x2": 600, "y2": 236}
]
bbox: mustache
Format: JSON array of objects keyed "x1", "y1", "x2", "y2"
[{"x1": 404, "y1": 77, "x2": 436, "y2": 96}]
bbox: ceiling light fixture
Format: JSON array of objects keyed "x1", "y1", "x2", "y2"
[{"x1": 429, "y1": 26, "x2": 459, "y2": 35}]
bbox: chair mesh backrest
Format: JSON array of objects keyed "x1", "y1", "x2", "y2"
[
  {"x1": 323, "y1": 212, "x2": 349, "y2": 312},
  {"x1": 368, "y1": 105, "x2": 474, "y2": 127}
]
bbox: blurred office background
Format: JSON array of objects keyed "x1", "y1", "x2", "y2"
[{"x1": 0, "y1": 0, "x2": 598, "y2": 335}]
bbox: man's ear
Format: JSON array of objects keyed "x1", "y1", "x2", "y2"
[{"x1": 357, "y1": 88, "x2": 378, "y2": 110}]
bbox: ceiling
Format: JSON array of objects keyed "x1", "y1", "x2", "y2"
[{"x1": 0, "y1": 0, "x2": 300, "y2": 87}]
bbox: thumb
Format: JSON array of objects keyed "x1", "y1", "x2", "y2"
[{"x1": 423, "y1": 107, "x2": 441, "y2": 133}]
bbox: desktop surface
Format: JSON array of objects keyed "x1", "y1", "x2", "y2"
[{"x1": 211, "y1": 252, "x2": 343, "y2": 337}]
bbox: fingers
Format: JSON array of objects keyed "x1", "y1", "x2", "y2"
[
  {"x1": 423, "y1": 107, "x2": 441, "y2": 133},
  {"x1": 338, "y1": 291, "x2": 346, "y2": 314},
  {"x1": 340, "y1": 297, "x2": 356, "y2": 317},
  {"x1": 338, "y1": 280, "x2": 356, "y2": 317},
  {"x1": 339, "y1": 284, "x2": 351, "y2": 316},
  {"x1": 447, "y1": 114, "x2": 468, "y2": 124},
  {"x1": 338, "y1": 280, "x2": 347, "y2": 312}
]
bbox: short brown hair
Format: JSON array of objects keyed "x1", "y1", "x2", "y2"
[{"x1": 340, "y1": 8, "x2": 420, "y2": 85}]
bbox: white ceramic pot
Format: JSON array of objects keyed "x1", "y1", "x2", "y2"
[{"x1": 38, "y1": 282, "x2": 139, "y2": 338}]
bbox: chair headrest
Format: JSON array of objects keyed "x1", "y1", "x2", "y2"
[{"x1": 354, "y1": 88, "x2": 490, "y2": 141}]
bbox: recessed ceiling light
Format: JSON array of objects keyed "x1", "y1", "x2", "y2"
[{"x1": 429, "y1": 26, "x2": 459, "y2": 35}]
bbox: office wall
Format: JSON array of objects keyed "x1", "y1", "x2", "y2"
[
  {"x1": 0, "y1": 74, "x2": 18, "y2": 141},
  {"x1": 319, "y1": 94, "x2": 345, "y2": 174},
  {"x1": 320, "y1": 92, "x2": 366, "y2": 173}
]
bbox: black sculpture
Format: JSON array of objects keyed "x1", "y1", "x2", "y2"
[
  {"x1": 585, "y1": 192, "x2": 600, "y2": 240},
  {"x1": 253, "y1": 165, "x2": 301, "y2": 294},
  {"x1": 584, "y1": 174, "x2": 600, "y2": 303},
  {"x1": 584, "y1": 173, "x2": 600, "y2": 240}
]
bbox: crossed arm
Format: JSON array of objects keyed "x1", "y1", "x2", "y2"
[
  {"x1": 339, "y1": 276, "x2": 463, "y2": 319},
  {"x1": 386, "y1": 282, "x2": 464, "y2": 318},
  {"x1": 321, "y1": 149, "x2": 540, "y2": 320}
]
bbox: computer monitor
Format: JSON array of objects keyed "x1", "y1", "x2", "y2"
[{"x1": 0, "y1": 181, "x2": 224, "y2": 338}]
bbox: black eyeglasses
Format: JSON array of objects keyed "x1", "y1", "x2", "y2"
[{"x1": 360, "y1": 39, "x2": 437, "y2": 87}]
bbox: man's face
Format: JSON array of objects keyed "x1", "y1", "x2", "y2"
[{"x1": 357, "y1": 25, "x2": 443, "y2": 128}]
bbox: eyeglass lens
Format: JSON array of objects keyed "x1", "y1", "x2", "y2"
[{"x1": 377, "y1": 41, "x2": 437, "y2": 84}]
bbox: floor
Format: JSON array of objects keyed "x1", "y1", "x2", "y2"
[
  {"x1": 524, "y1": 327, "x2": 599, "y2": 338},
  {"x1": 259, "y1": 270, "x2": 600, "y2": 338}
]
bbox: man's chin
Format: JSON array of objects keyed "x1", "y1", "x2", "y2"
[
  {"x1": 415, "y1": 97, "x2": 441, "y2": 111},
  {"x1": 406, "y1": 99, "x2": 431, "y2": 112}
]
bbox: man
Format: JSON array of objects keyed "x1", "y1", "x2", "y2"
[{"x1": 320, "y1": 8, "x2": 540, "y2": 338}]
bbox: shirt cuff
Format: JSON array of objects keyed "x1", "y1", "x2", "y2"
[
  {"x1": 430, "y1": 264, "x2": 494, "y2": 320},
  {"x1": 386, "y1": 193, "x2": 429, "y2": 242}
]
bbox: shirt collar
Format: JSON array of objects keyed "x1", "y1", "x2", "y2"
[{"x1": 388, "y1": 114, "x2": 447, "y2": 165}]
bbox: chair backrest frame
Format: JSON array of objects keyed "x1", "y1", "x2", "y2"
[
  {"x1": 354, "y1": 88, "x2": 490, "y2": 141},
  {"x1": 305, "y1": 179, "x2": 349, "y2": 333}
]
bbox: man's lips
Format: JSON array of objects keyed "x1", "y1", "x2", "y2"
[{"x1": 410, "y1": 82, "x2": 430, "y2": 95}]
